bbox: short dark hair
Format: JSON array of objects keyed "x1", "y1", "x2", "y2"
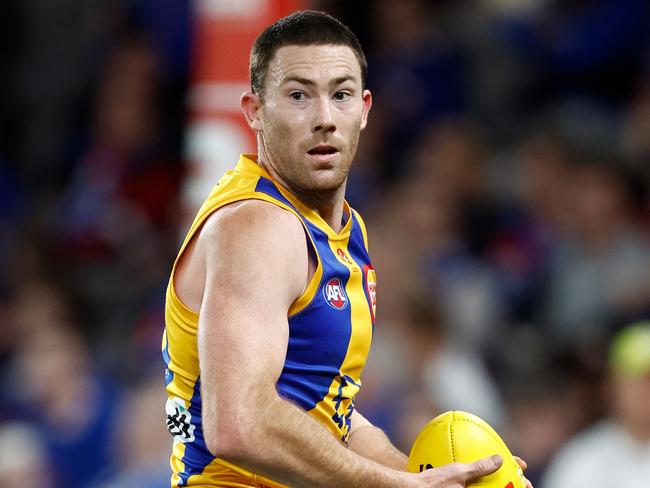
[{"x1": 249, "y1": 10, "x2": 367, "y2": 98}]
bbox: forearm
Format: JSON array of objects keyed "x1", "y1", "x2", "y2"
[
  {"x1": 219, "y1": 395, "x2": 412, "y2": 488},
  {"x1": 348, "y1": 424, "x2": 409, "y2": 471}
]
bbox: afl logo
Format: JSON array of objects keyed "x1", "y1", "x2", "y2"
[{"x1": 323, "y1": 278, "x2": 348, "y2": 310}]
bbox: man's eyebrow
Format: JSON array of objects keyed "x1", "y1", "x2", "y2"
[
  {"x1": 280, "y1": 75, "x2": 358, "y2": 87},
  {"x1": 281, "y1": 76, "x2": 316, "y2": 86},
  {"x1": 331, "y1": 75, "x2": 357, "y2": 87}
]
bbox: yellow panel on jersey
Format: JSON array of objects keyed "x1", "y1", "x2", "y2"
[{"x1": 162, "y1": 154, "x2": 376, "y2": 486}]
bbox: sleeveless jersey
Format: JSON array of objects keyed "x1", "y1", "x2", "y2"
[{"x1": 162, "y1": 154, "x2": 377, "y2": 487}]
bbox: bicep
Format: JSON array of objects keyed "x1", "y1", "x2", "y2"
[{"x1": 197, "y1": 202, "x2": 308, "y2": 419}]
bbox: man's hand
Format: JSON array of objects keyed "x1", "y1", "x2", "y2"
[
  {"x1": 514, "y1": 456, "x2": 534, "y2": 488},
  {"x1": 414, "y1": 455, "x2": 502, "y2": 487},
  {"x1": 411, "y1": 454, "x2": 535, "y2": 488}
]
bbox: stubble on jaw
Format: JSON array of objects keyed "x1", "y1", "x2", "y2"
[{"x1": 260, "y1": 110, "x2": 362, "y2": 195}]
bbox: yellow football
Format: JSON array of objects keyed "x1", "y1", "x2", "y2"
[{"x1": 407, "y1": 411, "x2": 526, "y2": 488}]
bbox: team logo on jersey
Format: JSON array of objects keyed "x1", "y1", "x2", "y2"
[
  {"x1": 336, "y1": 247, "x2": 357, "y2": 268},
  {"x1": 165, "y1": 396, "x2": 195, "y2": 443},
  {"x1": 364, "y1": 265, "x2": 377, "y2": 320},
  {"x1": 323, "y1": 277, "x2": 348, "y2": 310}
]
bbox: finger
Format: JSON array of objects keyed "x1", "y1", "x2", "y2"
[
  {"x1": 459, "y1": 454, "x2": 503, "y2": 482},
  {"x1": 514, "y1": 455, "x2": 528, "y2": 470},
  {"x1": 525, "y1": 477, "x2": 534, "y2": 488}
]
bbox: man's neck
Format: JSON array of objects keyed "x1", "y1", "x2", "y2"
[
  {"x1": 256, "y1": 157, "x2": 347, "y2": 232},
  {"x1": 293, "y1": 185, "x2": 347, "y2": 232}
]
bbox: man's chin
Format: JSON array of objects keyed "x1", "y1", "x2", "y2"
[{"x1": 304, "y1": 171, "x2": 347, "y2": 193}]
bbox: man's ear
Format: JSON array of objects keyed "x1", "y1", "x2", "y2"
[
  {"x1": 241, "y1": 91, "x2": 263, "y2": 132},
  {"x1": 360, "y1": 89, "x2": 372, "y2": 131}
]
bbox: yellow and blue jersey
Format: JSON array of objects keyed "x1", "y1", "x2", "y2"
[{"x1": 163, "y1": 154, "x2": 377, "y2": 487}]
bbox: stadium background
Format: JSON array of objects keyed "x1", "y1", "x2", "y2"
[{"x1": 0, "y1": 0, "x2": 649, "y2": 486}]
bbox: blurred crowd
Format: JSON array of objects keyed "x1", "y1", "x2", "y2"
[
  {"x1": 1, "y1": 0, "x2": 189, "y2": 486},
  {"x1": 1, "y1": 0, "x2": 649, "y2": 487}
]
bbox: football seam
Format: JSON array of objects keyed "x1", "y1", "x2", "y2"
[
  {"x1": 449, "y1": 421, "x2": 456, "y2": 462},
  {"x1": 452, "y1": 418, "x2": 508, "y2": 451},
  {"x1": 452, "y1": 418, "x2": 520, "y2": 485},
  {"x1": 422, "y1": 416, "x2": 510, "y2": 463}
]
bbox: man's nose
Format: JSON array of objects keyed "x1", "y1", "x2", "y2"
[{"x1": 312, "y1": 96, "x2": 336, "y2": 133}]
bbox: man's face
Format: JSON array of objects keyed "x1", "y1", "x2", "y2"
[{"x1": 254, "y1": 44, "x2": 371, "y2": 195}]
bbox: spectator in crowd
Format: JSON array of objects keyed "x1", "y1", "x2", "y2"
[
  {"x1": 502, "y1": 0, "x2": 650, "y2": 108},
  {"x1": 2, "y1": 280, "x2": 121, "y2": 488},
  {"x1": 0, "y1": 422, "x2": 52, "y2": 488},
  {"x1": 54, "y1": 36, "x2": 181, "y2": 370},
  {"x1": 365, "y1": 0, "x2": 467, "y2": 180},
  {"x1": 93, "y1": 376, "x2": 171, "y2": 488},
  {"x1": 407, "y1": 122, "x2": 507, "y2": 352},
  {"x1": 541, "y1": 322, "x2": 650, "y2": 488},
  {"x1": 502, "y1": 342, "x2": 604, "y2": 486},
  {"x1": 406, "y1": 296, "x2": 506, "y2": 431},
  {"x1": 542, "y1": 162, "x2": 650, "y2": 347},
  {"x1": 58, "y1": 36, "x2": 179, "y2": 267},
  {"x1": 357, "y1": 293, "x2": 505, "y2": 452}
]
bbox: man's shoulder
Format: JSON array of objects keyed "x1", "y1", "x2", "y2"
[
  {"x1": 199, "y1": 199, "x2": 308, "y2": 283},
  {"x1": 201, "y1": 198, "x2": 303, "y2": 243},
  {"x1": 199, "y1": 198, "x2": 308, "y2": 304}
]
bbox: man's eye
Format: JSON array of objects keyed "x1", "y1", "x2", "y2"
[
  {"x1": 290, "y1": 92, "x2": 304, "y2": 101},
  {"x1": 334, "y1": 91, "x2": 350, "y2": 101}
]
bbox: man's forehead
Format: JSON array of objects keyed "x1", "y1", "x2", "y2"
[{"x1": 268, "y1": 44, "x2": 361, "y2": 84}]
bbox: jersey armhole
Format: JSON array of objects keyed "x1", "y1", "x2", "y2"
[
  {"x1": 168, "y1": 195, "x2": 322, "y2": 318},
  {"x1": 288, "y1": 224, "x2": 323, "y2": 317}
]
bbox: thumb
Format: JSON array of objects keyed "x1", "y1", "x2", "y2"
[{"x1": 460, "y1": 454, "x2": 503, "y2": 482}]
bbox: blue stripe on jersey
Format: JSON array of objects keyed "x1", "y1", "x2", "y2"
[
  {"x1": 178, "y1": 378, "x2": 214, "y2": 486},
  {"x1": 277, "y1": 227, "x2": 353, "y2": 411},
  {"x1": 254, "y1": 177, "x2": 354, "y2": 412},
  {"x1": 163, "y1": 330, "x2": 174, "y2": 386},
  {"x1": 254, "y1": 177, "x2": 295, "y2": 212}
]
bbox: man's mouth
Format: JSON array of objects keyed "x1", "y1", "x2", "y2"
[{"x1": 307, "y1": 145, "x2": 339, "y2": 156}]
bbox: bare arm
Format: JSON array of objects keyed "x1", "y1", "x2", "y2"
[
  {"x1": 348, "y1": 410, "x2": 409, "y2": 471},
  {"x1": 197, "y1": 200, "x2": 501, "y2": 488},
  {"x1": 197, "y1": 201, "x2": 407, "y2": 487}
]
